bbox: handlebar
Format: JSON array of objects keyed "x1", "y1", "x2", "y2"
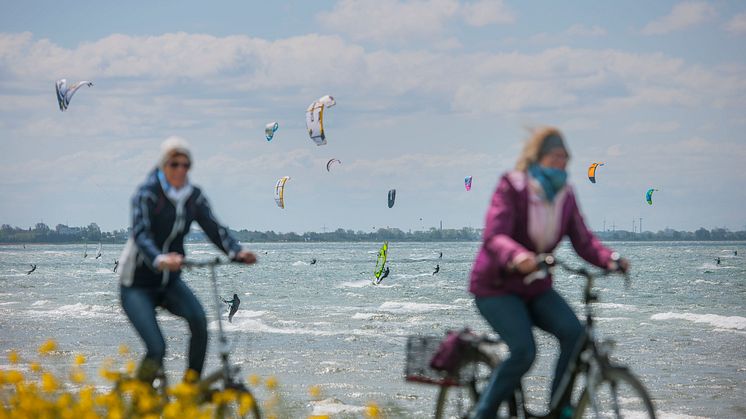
[
  {"x1": 182, "y1": 257, "x2": 231, "y2": 268},
  {"x1": 534, "y1": 254, "x2": 630, "y2": 304}
]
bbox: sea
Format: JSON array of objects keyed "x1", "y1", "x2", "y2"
[{"x1": 1, "y1": 241, "x2": 744, "y2": 418}]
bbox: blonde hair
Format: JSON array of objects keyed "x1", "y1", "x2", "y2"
[{"x1": 515, "y1": 126, "x2": 567, "y2": 171}]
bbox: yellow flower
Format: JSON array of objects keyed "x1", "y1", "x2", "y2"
[
  {"x1": 248, "y1": 374, "x2": 261, "y2": 387},
  {"x1": 365, "y1": 401, "x2": 381, "y2": 418},
  {"x1": 74, "y1": 353, "x2": 86, "y2": 366},
  {"x1": 265, "y1": 375, "x2": 278, "y2": 390},
  {"x1": 5, "y1": 370, "x2": 24, "y2": 384},
  {"x1": 70, "y1": 367, "x2": 86, "y2": 384},
  {"x1": 308, "y1": 416, "x2": 331, "y2": 419},
  {"x1": 239, "y1": 392, "x2": 255, "y2": 416},
  {"x1": 56, "y1": 393, "x2": 73, "y2": 409},
  {"x1": 8, "y1": 350, "x2": 19, "y2": 364},
  {"x1": 30, "y1": 362, "x2": 42, "y2": 373},
  {"x1": 41, "y1": 372, "x2": 59, "y2": 392},
  {"x1": 38, "y1": 339, "x2": 58, "y2": 355},
  {"x1": 309, "y1": 384, "x2": 322, "y2": 399},
  {"x1": 125, "y1": 359, "x2": 136, "y2": 375},
  {"x1": 118, "y1": 344, "x2": 130, "y2": 356}
]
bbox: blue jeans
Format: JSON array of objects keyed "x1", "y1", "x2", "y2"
[
  {"x1": 121, "y1": 279, "x2": 208, "y2": 378},
  {"x1": 473, "y1": 289, "x2": 583, "y2": 418}
]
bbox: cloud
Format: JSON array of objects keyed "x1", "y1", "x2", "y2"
[
  {"x1": 316, "y1": 0, "x2": 460, "y2": 43},
  {"x1": 641, "y1": 1, "x2": 716, "y2": 35},
  {"x1": 627, "y1": 121, "x2": 680, "y2": 134},
  {"x1": 1, "y1": 33, "x2": 744, "y2": 131},
  {"x1": 724, "y1": 12, "x2": 746, "y2": 35},
  {"x1": 315, "y1": 0, "x2": 514, "y2": 43},
  {"x1": 461, "y1": 0, "x2": 516, "y2": 27}
]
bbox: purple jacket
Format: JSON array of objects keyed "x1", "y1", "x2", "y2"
[{"x1": 470, "y1": 171, "x2": 614, "y2": 300}]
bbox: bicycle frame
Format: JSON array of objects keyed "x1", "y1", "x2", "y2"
[
  {"x1": 435, "y1": 257, "x2": 654, "y2": 419},
  {"x1": 183, "y1": 258, "x2": 242, "y2": 388}
]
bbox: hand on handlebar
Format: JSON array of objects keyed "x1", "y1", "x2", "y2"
[
  {"x1": 159, "y1": 252, "x2": 184, "y2": 272},
  {"x1": 234, "y1": 250, "x2": 257, "y2": 265},
  {"x1": 606, "y1": 252, "x2": 630, "y2": 275},
  {"x1": 515, "y1": 253, "x2": 538, "y2": 274}
]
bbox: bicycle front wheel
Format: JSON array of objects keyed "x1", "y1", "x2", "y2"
[
  {"x1": 212, "y1": 382, "x2": 262, "y2": 419},
  {"x1": 434, "y1": 349, "x2": 500, "y2": 419},
  {"x1": 575, "y1": 367, "x2": 656, "y2": 419}
]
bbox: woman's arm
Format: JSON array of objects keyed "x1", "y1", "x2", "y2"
[
  {"x1": 194, "y1": 191, "x2": 243, "y2": 259},
  {"x1": 566, "y1": 192, "x2": 613, "y2": 268},
  {"x1": 482, "y1": 175, "x2": 531, "y2": 270},
  {"x1": 131, "y1": 190, "x2": 162, "y2": 269}
]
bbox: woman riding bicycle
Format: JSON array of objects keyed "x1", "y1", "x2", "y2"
[
  {"x1": 469, "y1": 127, "x2": 628, "y2": 418},
  {"x1": 118, "y1": 137, "x2": 257, "y2": 385}
]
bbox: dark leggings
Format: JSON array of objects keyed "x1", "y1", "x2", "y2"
[
  {"x1": 121, "y1": 279, "x2": 207, "y2": 378},
  {"x1": 473, "y1": 289, "x2": 583, "y2": 418}
]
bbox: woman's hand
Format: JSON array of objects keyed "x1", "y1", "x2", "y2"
[
  {"x1": 514, "y1": 253, "x2": 538, "y2": 274},
  {"x1": 158, "y1": 252, "x2": 183, "y2": 272},
  {"x1": 234, "y1": 250, "x2": 257, "y2": 265}
]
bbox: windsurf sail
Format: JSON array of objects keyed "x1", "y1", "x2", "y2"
[
  {"x1": 305, "y1": 95, "x2": 336, "y2": 146},
  {"x1": 274, "y1": 176, "x2": 291, "y2": 208},
  {"x1": 265, "y1": 122, "x2": 279, "y2": 141},
  {"x1": 388, "y1": 189, "x2": 396, "y2": 208},
  {"x1": 95, "y1": 242, "x2": 103, "y2": 259},
  {"x1": 588, "y1": 162, "x2": 605, "y2": 184},
  {"x1": 83, "y1": 242, "x2": 88, "y2": 258},
  {"x1": 374, "y1": 241, "x2": 388, "y2": 281}
]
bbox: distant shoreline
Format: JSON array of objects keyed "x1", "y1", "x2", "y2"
[{"x1": 3, "y1": 239, "x2": 746, "y2": 246}]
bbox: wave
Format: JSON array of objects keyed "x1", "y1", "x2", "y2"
[
  {"x1": 210, "y1": 316, "x2": 376, "y2": 337},
  {"x1": 595, "y1": 303, "x2": 639, "y2": 311},
  {"x1": 338, "y1": 280, "x2": 372, "y2": 288},
  {"x1": 651, "y1": 312, "x2": 746, "y2": 331},
  {"x1": 377, "y1": 301, "x2": 455, "y2": 314},
  {"x1": 42, "y1": 303, "x2": 119, "y2": 320},
  {"x1": 310, "y1": 398, "x2": 365, "y2": 416}
]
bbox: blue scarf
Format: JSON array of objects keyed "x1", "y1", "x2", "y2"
[{"x1": 529, "y1": 164, "x2": 567, "y2": 202}]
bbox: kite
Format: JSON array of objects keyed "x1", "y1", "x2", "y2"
[
  {"x1": 588, "y1": 162, "x2": 605, "y2": 184},
  {"x1": 326, "y1": 158, "x2": 341, "y2": 172},
  {"x1": 645, "y1": 188, "x2": 658, "y2": 205},
  {"x1": 465, "y1": 176, "x2": 473, "y2": 191},
  {"x1": 305, "y1": 95, "x2": 336, "y2": 146},
  {"x1": 274, "y1": 176, "x2": 291, "y2": 208},
  {"x1": 388, "y1": 189, "x2": 396, "y2": 208},
  {"x1": 55, "y1": 79, "x2": 93, "y2": 111},
  {"x1": 265, "y1": 122, "x2": 279, "y2": 141}
]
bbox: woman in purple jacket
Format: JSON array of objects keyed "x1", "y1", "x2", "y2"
[{"x1": 469, "y1": 127, "x2": 628, "y2": 418}]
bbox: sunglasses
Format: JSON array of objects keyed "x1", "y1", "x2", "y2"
[{"x1": 168, "y1": 161, "x2": 191, "y2": 169}]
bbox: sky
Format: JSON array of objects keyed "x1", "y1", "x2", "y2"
[{"x1": 1, "y1": 0, "x2": 745, "y2": 234}]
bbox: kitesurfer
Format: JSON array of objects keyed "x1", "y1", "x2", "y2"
[
  {"x1": 119, "y1": 137, "x2": 257, "y2": 385},
  {"x1": 27, "y1": 264, "x2": 37, "y2": 275},
  {"x1": 222, "y1": 294, "x2": 241, "y2": 323},
  {"x1": 468, "y1": 127, "x2": 629, "y2": 419},
  {"x1": 439, "y1": 252, "x2": 443, "y2": 259},
  {"x1": 735, "y1": 250, "x2": 738, "y2": 256},
  {"x1": 715, "y1": 257, "x2": 721, "y2": 265},
  {"x1": 113, "y1": 260, "x2": 119, "y2": 273},
  {"x1": 310, "y1": 258, "x2": 317, "y2": 265},
  {"x1": 432, "y1": 264, "x2": 440, "y2": 275}
]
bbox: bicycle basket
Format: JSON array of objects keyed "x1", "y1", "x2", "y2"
[{"x1": 405, "y1": 335, "x2": 468, "y2": 387}]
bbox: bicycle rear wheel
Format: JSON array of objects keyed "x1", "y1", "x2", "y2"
[
  {"x1": 575, "y1": 367, "x2": 655, "y2": 419},
  {"x1": 435, "y1": 349, "x2": 513, "y2": 419},
  {"x1": 212, "y1": 382, "x2": 262, "y2": 419}
]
